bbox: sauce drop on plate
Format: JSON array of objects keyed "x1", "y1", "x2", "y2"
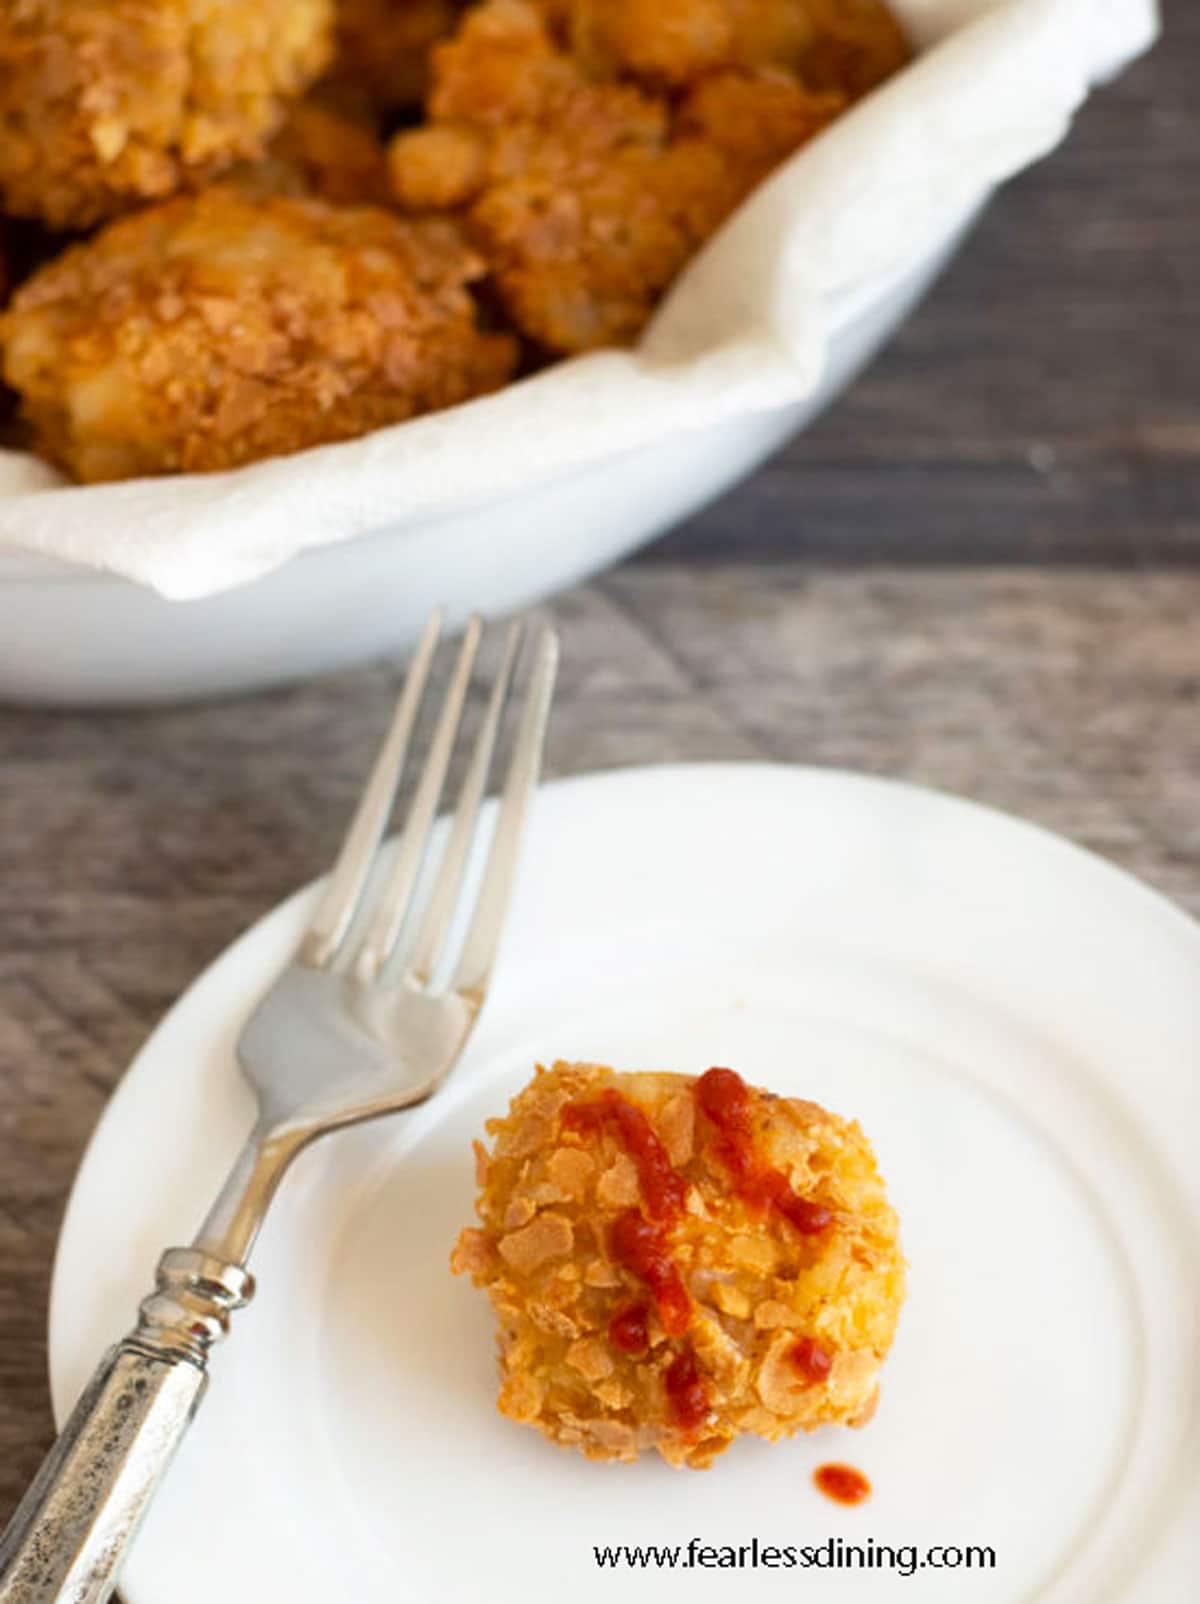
[{"x1": 814, "y1": 1463, "x2": 871, "y2": 1505}]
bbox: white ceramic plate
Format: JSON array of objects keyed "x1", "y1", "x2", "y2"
[{"x1": 49, "y1": 764, "x2": 1200, "y2": 1602}]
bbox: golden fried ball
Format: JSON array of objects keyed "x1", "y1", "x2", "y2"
[
  {"x1": 537, "y1": 0, "x2": 910, "y2": 92},
  {"x1": 0, "y1": 185, "x2": 517, "y2": 482},
  {"x1": 453, "y1": 1062, "x2": 905, "y2": 1469},
  {"x1": 0, "y1": 0, "x2": 334, "y2": 229},
  {"x1": 389, "y1": 0, "x2": 842, "y2": 354}
]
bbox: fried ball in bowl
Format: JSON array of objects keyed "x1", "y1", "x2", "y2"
[
  {"x1": 453, "y1": 1061, "x2": 905, "y2": 1469},
  {"x1": 389, "y1": 0, "x2": 844, "y2": 354},
  {"x1": 539, "y1": 0, "x2": 910, "y2": 93},
  {"x1": 0, "y1": 0, "x2": 334, "y2": 229},
  {"x1": 0, "y1": 186, "x2": 517, "y2": 482}
]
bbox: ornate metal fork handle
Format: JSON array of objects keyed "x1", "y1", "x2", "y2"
[
  {"x1": 0, "y1": 613, "x2": 558, "y2": 1604},
  {"x1": 0, "y1": 1249, "x2": 252, "y2": 1604},
  {"x1": 0, "y1": 1118, "x2": 303, "y2": 1604}
]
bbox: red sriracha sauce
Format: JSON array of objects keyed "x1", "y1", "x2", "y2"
[
  {"x1": 665, "y1": 1344, "x2": 711, "y2": 1432},
  {"x1": 789, "y1": 1335, "x2": 834, "y2": 1385},
  {"x1": 814, "y1": 1463, "x2": 871, "y2": 1505},
  {"x1": 609, "y1": 1301, "x2": 651, "y2": 1356},
  {"x1": 695, "y1": 1068, "x2": 832, "y2": 1236},
  {"x1": 563, "y1": 1089, "x2": 688, "y2": 1222},
  {"x1": 610, "y1": 1208, "x2": 692, "y2": 1337}
]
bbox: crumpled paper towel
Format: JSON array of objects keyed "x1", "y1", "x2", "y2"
[{"x1": 0, "y1": 0, "x2": 1158, "y2": 599}]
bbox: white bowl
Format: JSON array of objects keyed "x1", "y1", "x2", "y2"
[{"x1": 0, "y1": 201, "x2": 982, "y2": 706}]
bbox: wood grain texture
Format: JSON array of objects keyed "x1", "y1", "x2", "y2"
[
  {"x1": 653, "y1": 1, "x2": 1199, "y2": 565},
  {"x1": 2, "y1": 565, "x2": 1198, "y2": 1525}
]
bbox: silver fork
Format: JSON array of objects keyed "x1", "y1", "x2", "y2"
[{"x1": 0, "y1": 611, "x2": 559, "y2": 1604}]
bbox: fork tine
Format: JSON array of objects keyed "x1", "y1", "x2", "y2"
[
  {"x1": 354, "y1": 614, "x2": 484, "y2": 978},
  {"x1": 450, "y1": 623, "x2": 559, "y2": 1003},
  {"x1": 406, "y1": 619, "x2": 526, "y2": 985},
  {"x1": 299, "y1": 609, "x2": 443, "y2": 969}
]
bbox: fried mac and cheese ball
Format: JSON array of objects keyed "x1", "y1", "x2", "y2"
[
  {"x1": 0, "y1": 186, "x2": 516, "y2": 481},
  {"x1": 0, "y1": 0, "x2": 334, "y2": 229},
  {"x1": 453, "y1": 1062, "x2": 904, "y2": 1469},
  {"x1": 389, "y1": 0, "x2": 842, "y2": 352},
  {"x1": 539, "y1": 0, "x2": 909, "y2": 93}
]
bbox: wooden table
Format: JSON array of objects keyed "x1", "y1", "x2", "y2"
[{"x1": 1, "y1": 8, "x2": 1196, "y2": 1536}]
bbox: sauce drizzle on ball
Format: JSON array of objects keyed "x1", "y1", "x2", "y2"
[
  {"x1": 610, "y1": 1208, "x2": 692, "y2": 1336},
  {"x1": 566, "y1": 1073, "x2": 832, "y2": 1441},
  {"x1": 789, "y1": 1335, "x2": 834, "y2": 1384},
  {"x1": 563, "y1": 1089, "x2": 688, "y2": 1221},
  {"x1": 564, "y1": 1089, "x2": 698, "y2": 1372},
  {"x1": 609, "y1": 1300, "x2": 651, "y2": 1355},
  {"x1": 665, "y1": 1344, "x2": 711, "y2": 1432},
  {"x1": 695, "y1": 1068, "x2": 833, "y2": 1236}
]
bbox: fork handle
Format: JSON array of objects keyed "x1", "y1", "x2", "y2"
[{"x1": 0, "y1": 1250, "x2": 253, "y2": 1604}]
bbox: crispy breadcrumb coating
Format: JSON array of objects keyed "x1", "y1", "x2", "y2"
[
  {"x1": 389, "y1": 0, "x2": 843, "y2": 352},
  {"x1": 0, "y1": 0, "x2": 334, "y2": 229},
  {"x1": 0, "y1": 0, "x2": 910, "y2": 478},
  {"x1": 0, "y1": 186, "x2": 517, "y2": 482},
  {"x1": 331, "y1": 0, "x2": 462, "y2": 109},
  {"x1": 453, "y1": 1062, "x2": 905, "y2": 1469},
  {"x1": 538, "y1": 0, "x2": 909, "y2": 92}
]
